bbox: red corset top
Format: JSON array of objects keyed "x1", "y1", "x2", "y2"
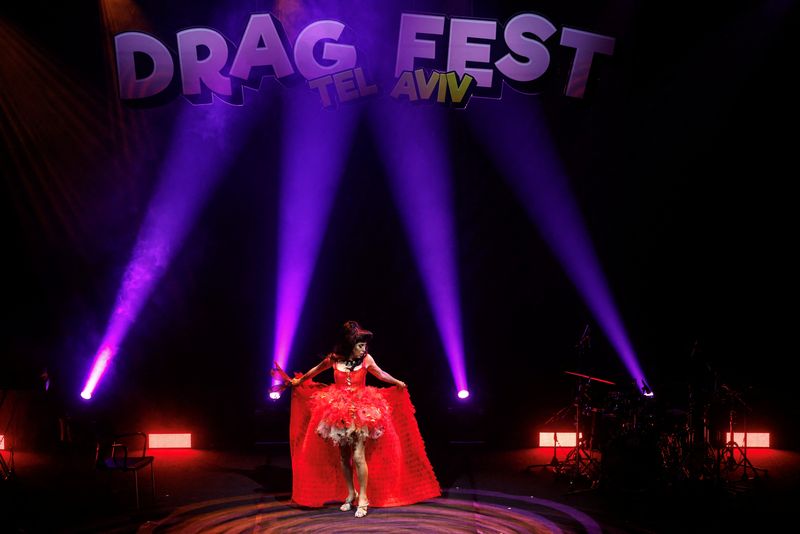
[{"x1": 333, "y1": 364, "x2": 368, "y2": 388}]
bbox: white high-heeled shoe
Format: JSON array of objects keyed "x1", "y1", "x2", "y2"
[
  {"x1": 354, "y1": 501, "x2": 369, "y2": 518},
  {"x1": 340, "y1": 492, "x2": 358, "y2": 512}
]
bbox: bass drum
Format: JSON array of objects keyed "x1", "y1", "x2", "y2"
[
  {"x1": 600, "y1": 428, "x2": 661, "y2": 491},
  {"x1": 592, "y1": 411, "x2": 625, "y2": 453}
]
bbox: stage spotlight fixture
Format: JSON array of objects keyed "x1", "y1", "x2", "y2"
[
  {"x1": 269, "y1": 391, "x2": 281, "y2": 401},
  {"x1": 641, "y1": 380, "x2": 654, "y2": 397},
  {"x1": 457, "y1": 389, "x2": 470, "y2": 399},
  {"x1": 81, "y1": 346, "x2": 114, "y2": 400}
]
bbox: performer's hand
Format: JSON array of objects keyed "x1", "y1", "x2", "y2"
[
  {"x1": 290, "y1": 377, "x2": 301, "y2": 387},
  {"x1": 396, "y1": 381, "x2": 407, "y2": 389}
]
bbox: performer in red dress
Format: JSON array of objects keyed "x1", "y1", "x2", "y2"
[{"x1": 273, "y1": 320, "x2": 440, "y2": 517}]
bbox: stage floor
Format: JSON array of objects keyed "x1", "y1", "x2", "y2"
[{"x1": 3, "y1": 445, "x2": 798, "y2": 533}]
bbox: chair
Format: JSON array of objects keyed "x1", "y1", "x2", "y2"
[{"x1": 95, "y1": 431, "x2": 155, "y2": 509}]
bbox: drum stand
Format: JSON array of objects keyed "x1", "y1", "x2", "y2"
[
  {"x1": 685, "y1": 401, "x2": 720, "y2": 481},
  {"x1": 526, "y1": 380, "x2": 601, "y2": 490},
  {"x1": 719, "y1": 407, "x2": 767, "y2": 481},
  {"x1": 556, "y1": 380, "x2": 601, "y2": 490},
  {"x1": 527, "y1": 327, "x2": 608, "y2": 491}
]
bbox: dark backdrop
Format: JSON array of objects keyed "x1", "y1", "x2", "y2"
[{"x1": 1, "y1": 1, "x2": 796, "y2": 451}]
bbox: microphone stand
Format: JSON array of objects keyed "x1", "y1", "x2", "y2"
[{"x1": 526, "y1": 404, "x2": 572, "y2": 471}]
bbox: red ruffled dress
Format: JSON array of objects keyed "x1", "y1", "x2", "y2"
[{"x1": 289, "y1": 358, "x2": 441, "y2": 508}]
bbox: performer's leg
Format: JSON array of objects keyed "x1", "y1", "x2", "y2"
[
  {"x1": 353, "y1": 437, "x2": 369, "y2": 516},
  {"x1": 339, "y1": 444, "x2": 356, "y2": 510}
]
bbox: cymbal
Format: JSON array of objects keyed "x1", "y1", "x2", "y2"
[{"x1": 564, "y1": 370, "x2": 616, "y2": 385}]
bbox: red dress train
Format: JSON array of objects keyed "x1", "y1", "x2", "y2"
[{"x1": 289, "y1": 362, "x2": 441, "y2": 507}]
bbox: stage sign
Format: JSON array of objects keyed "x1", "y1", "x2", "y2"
[{"x1": 115, "y1": 12, "x2": 614, "y2": 108}]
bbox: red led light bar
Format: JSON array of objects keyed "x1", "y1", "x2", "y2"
[
  {"x1": 725, "y1": 432, "x2": 770, "y2": 448},
  {"x1": 149, "y1": 433, "x2": 192, "y2": 448},
  {"x1": 538, "y1": 432, "x2": 583, "y2": 447}
]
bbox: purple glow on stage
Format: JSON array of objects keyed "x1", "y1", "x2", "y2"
[
  {"x1": 457, "y1": 389, "x2": 470, "y2": 400},
  {"x1": 470, "y1": 93, "x2": 646, "y2": 387},
  {"x1": 271, "y1": 92, "x2": 357, "y2": 380},
  {"x1": 81, "y1": 102, "x2": 262, "y2": 399},
  {"x1": 371, "y1": 104, "x2": 468, "y2": 394}
]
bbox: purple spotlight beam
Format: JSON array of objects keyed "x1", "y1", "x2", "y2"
[
  {"x1": 469, "y1": 91, "x2": 646, "y2": 388},
  {"x1": 82, "y1": 100, "x2": 266, "y2": 400},
  {"x1": 271, "y1": 91, "x2": 358, "y2": 382},
  {"x1": 370, "y1": 102, "x2": 468, "y2": 394}
]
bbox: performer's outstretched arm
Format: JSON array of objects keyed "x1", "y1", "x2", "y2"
[
  {"x1": 364, "y1": 354, "x2": 407, "y2": 388},
  {"x1": 291, "y1": 355, "x2": 333, "y2": 386}
]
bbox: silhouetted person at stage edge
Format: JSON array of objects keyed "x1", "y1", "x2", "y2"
[{"x1": 0, "y1": 365, "x2": 70, "y2": 452}]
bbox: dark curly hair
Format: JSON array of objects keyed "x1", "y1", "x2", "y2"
[{"x1": 331, "y1": 320, "x2": 373, "y2": 359}]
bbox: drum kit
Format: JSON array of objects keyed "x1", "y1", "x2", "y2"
[
  {"x1": 530, "y1": 368, "x2": 766, "y2": 491},
  {"x1": 527, "y1": 332, "x2": 766, "y2": 491}
]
